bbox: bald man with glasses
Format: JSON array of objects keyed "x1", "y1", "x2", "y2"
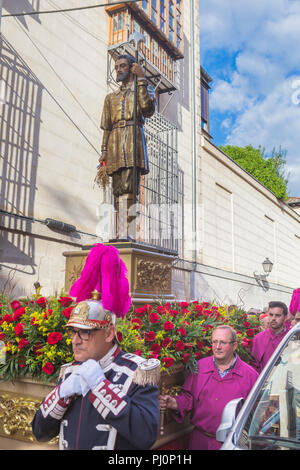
[{"x1": 159, "y1": 325, "x2": 258, "y2": 450}]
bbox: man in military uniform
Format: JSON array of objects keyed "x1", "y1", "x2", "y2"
[{"x1": 32, "y1": 245, "x2": 160, "y2": 450}]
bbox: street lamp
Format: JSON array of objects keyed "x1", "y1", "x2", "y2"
[
  {"x1": 262, "y1": 257, "x2": 273, "y2": 275},
  {"x1": 253, "y1": 257, "x2": 273, "y2": 284}
]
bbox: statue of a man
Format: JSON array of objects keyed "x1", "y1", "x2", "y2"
[{"x1": 100, "y1": 54, "x2": 156, "y2": 199}]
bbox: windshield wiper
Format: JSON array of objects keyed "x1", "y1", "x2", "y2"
[{"x1": 250, "y1": 434, "x2": 300, "y2": 445}]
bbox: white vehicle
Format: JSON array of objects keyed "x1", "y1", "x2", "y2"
[{"x1": 216, "y1": 322, "x2": 300, "y2": 450}]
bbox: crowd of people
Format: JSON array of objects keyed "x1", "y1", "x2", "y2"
[{"x1": 31, "y1": 245, "x2": 300, "y2": 450}]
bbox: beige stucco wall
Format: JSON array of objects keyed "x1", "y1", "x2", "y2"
[
  {"x1": 0, "y1": 1, "x2": 198, "y2": 298},
  {"x1": 171, "y1": 135, "x2": 300, "y2": 309},
  {"x1": 0, "y1": 2, "x2": 109, "y2": 296}
]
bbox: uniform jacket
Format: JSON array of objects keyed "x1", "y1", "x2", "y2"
[
  {"x1": 250, "y1": 324, "x2": 290, "y2": 373},
  {"x1": 32, "y1": 346, "x2": 160, "y2": 450},
  {"x1": 100, "y1": 81, "x2": 155, "y2": 176},
  {"x1": 173, "y1": 354, "x2": 258, "y2": 450}
]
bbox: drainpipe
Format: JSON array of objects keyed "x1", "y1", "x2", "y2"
[{"x1": 190, "y1": 0, "x2": 197, "y2": 299}]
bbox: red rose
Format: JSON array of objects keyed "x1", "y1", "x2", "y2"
[
  {"x1": 18, "y1": 338, "x2": 29, "y2": 350},
  {"x1": 62, "y1": 307, "x2": 73, "y2": 319},
  {"x1": 47, "y1": 332, "x2": 63, "y2": 345},
  {"x1": 14, "y1": 323, "x2": 24, "y2": 336},
  {"x1": 131, "y1": 318, "x2": 142, "y2": 330},
  {"x1": 150, "y1": 352, "x2": 159, "y2": 359},
  {"x1": 42, "y1": 362, "x2": 54, "y2": 375},
  {"x1": 163, "y1": 357, "x2": 174, "y2": 368},
  {"x1": 182, "y1": 352, "x2": 190, "y2": 364},
  {"x1": 135, "y1": 306, "x2": 146, "y2": 317},
  {"x1": 241, "y1": 338, "x2": 249, "y2": 348},
  {"x1": 134, "y1": 349, "x2": 142, "y2": 356},
  {"x1": 181, "y1": 309, "x2": 191, "y2": 314},
  {"x1": 144, "y1": 304, "x2": 153, "y2": 312},
  {"x1": 36, "y1": 297, "x2": 47, "y2": 309},
  {"x1": 0, "y1": 333, "x2": 5, "y2": 341},
  {"x1": 58, "y1": 296, "x2": 73, "y2": 307},
  {"x1": 0, "y1": 314, "x2": 13, "y2": 324},
  {"x1": 174, "y1": 340, "x2": 185, "y2": 351},
  {"x1": 116, "y1": 331, "x2": 123, "y2": 343},
  {"x1": 150, "y1": 343, "x2": 161, "y2": 354},
  {"x1": 156, "y1": 306, "x2": 167, "y2": 314},
  {"x1": 170, "y1": 309, "x2": 180, "y2": 317},
  {"x1": 196, "y1": 340, "x2": 205, "y2": 350},
  {"x1": 177, "y1": 326, "x2": 186, "y2": 337},
  {"x1": 10, "y1": 300, "x2": 21, "y2": 310},
  {"x1": 162, "y1": 338, "x2": 172, "y2": 348},
  {"x1": 163, "y1": 321, "x2": 174, "y2": 331},
  {"x1": 195, "y1": 351, "x2": 202, "y2": 360},
  {"x1": 246, "y1": 328, "x2": 254, "y2": 337},
  {"x1": 144, "y1": 331, "x2": 156, "y2": 342},
  {"x1": 202, "y1": 302, "x2": 210, "y2": 308},
  {"x1": 149, "y1": 312, "x2": 160, "y2": 324},
  {"x1": 243, "y1": 321, "x2": 251, "y2": 328},
  {"x1": 179, "y1": 302, "x2": 189, "y2": 308}
]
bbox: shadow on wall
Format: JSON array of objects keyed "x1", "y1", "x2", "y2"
[
  {"x1": 0, "y1": 35, "x2": 43, "y2": 286},
  {"x1": 2, "y1": 0, "x2": 41, "y2": 29}
]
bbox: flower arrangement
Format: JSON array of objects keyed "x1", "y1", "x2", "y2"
[
  {"x1": 0, "y1": 290, "x2": 260, "y2": 381},
  {"x1": 116, "y1": 301, "x2": 260, "y2": 373},
  {"x1": 0, "y1": 290, "x2": 74, "y2": 382}
]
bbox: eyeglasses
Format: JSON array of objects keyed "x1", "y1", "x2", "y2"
[
  {"x1": 211, "y1": 340, "x2": 236, "y2": 346},
  {"x1": 66, "y1": 328, "x2": 95, "y2": 341}
]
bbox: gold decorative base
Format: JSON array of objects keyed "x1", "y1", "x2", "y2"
[
  {"x1": 63, "y1": 241, "x2": 176, "y2": 306},
  {"x1": 0, "y1": 378, "x2": 58, "y2": 449}
]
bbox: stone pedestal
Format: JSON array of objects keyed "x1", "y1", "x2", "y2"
[{"x1": 63, "y1": 242, "x2": 176, "y2": 305}]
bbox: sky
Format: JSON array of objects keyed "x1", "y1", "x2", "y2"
[{"x1": 199, "y1": 0, "x2": 300, "y2": 197}]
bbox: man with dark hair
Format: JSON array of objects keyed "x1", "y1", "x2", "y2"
[{"x1": 250, "y1": 300, "x2": 290, "y2": 373}]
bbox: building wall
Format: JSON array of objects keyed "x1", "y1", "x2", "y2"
[
  {"x1": 0, "y1": 1, "x2": 198, "y2": 298},
  {"x1": 172, "y1": 135, "x2": 300, "y2": 310},
  {"x1": 0, "y1": 2, "x2": 109, "y2": 296}
]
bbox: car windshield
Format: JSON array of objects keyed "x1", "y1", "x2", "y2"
[{"x1": 238, "y1": 330, "x2": 300, "y2": 450}]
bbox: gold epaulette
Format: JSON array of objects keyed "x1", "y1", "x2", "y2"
[{"x1": 132, "y1": 358, "x2": 160, "y2": 387}]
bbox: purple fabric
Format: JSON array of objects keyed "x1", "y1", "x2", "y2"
[
  {"x1": 69, "y1": 243, "x2": 131, "y2": 318},
  {"x1": 250, "y1": 324, "x2": 290, "y2": 373},
  {"x1": 289, "y1": 288, "x2": 300, "y2": 315},
  {"x1": 173, "y1": 355, "x2": 258, "y2": 450}
]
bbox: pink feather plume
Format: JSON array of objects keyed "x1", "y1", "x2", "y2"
[
  {"x1": 69, "y1": 243, "x2": 131, "y2": 318},
  {"x1": 289, "y1": 288, "x2": 300, "y2": 315}
]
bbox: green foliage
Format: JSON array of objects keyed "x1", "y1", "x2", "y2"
[{"x1": 220, "y1": 144, "x2": 289, "y2": 200}]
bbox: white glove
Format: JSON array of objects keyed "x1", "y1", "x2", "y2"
[
  {"x1": 75, "y1": 359, "x2": 105, "y2": 396},
  {"x1": 59, "y1": 373, "x2": 83, "y2": 399}
]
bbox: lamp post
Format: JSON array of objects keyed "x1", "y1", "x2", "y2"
[
  {"x1": 253, "y1": 258, "x2": 274, "y2": 290},
  {"x1": 262, "y1": 257, "x2": 273, "y2": 275}
]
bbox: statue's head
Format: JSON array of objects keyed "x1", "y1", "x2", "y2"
[{"x1": 115, "y1": 54, "x2": 135, "y2": 82}]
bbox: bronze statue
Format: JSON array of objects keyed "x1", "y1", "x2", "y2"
[{"x1": 99, "y1": 53, "x2": 156, "y2": 239}]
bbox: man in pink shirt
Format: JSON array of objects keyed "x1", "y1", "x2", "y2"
[
  {"x1": 159, "y1": 325, "x2": 258, "y2": 450},
  {"x1": 250, "y1": 301, "x2": 290, "y2": 374}
]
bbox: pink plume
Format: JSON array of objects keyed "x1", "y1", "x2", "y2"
[
  {"x1": 289, "y1": 288, "x2": 300, "y2": 315},
  {"x1": 69, "y1": 244, "x2": 131, "y2": 318}
]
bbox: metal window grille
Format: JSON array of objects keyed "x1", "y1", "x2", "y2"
[{"x1": 136, "y1": 112, "x2": 184, "y2": 256}]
